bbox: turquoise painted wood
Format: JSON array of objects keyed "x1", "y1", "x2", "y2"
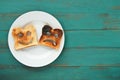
[
  {"x1": 1, "y1": 31, "x2": 120, "y2": 48},
  {"x1": 0, "y1": 0, "x2": 120, "y2": 30},
  {"x1": 0, "y1": 48, "x2": 120, "y2": 66},
  {"x1": 0, "y1": 0, "x2": 120, "y2": 80}
]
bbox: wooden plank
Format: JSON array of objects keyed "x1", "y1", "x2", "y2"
[
  {"x1": 0, "y1": 0, "x2": 119, "y2": 13},
  {"x1": 0, "y1": 0, "x2": 120, "y2": 80},
  {"x1": 0, "y1": 65, "x2": 120, "y2": 80},
  {"x1": 0, "y1": 48, "x2": 120, "y2": 66},
  {"x1": 1, "y1": 12, "x2": 120, "y2": 30},
  {"x1": 0, "y1": 0, "x2": 120, "y2": 30},
  {"x1": 1, "y1": 30, "x2": 120, "y2": 48}
]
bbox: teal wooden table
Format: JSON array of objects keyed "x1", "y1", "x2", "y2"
[{"x1": 0, "y1": 0, "x2": 120, "y2": 80}]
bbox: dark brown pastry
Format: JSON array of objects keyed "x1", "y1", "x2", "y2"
[{"x1": 39, "y1": 25, "x2": 63, "y2": 49}]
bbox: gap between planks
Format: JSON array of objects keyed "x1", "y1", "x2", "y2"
[
  {"x1": 1, "y1": 28, "x2": 120, "y2": 32},
  {"x1": 65, "y1": 47, "x2": 120, "y2": 50},
  {"x1": 1, "y1": 47, "x2": 120, "y2": 50},
  {"x1": 0, "y1": 64, "x2": 120, "y2": 69}
]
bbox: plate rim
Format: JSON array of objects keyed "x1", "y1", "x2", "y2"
[{"x1": 8, "y1": 11, "x2": 65, "y2": 67}]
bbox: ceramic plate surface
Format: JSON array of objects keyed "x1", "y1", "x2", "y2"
[{"x1": 8, "y1": 11, "x2": 65, "y2": 67}]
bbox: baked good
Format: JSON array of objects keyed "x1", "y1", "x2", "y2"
[
  {"x1": 12, "y1": 24, "x2": 38, "y2": 50},
  {"x1": 39, "y1": 25, "x2": 63, "y2": 49}
]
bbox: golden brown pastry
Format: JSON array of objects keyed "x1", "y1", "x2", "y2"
[
  {"x1": 39, "y1": 25, "x2": 63, "y2": 49},
  {"x1": 12, "y1": 24, "x2": 38, "y2": 50}
]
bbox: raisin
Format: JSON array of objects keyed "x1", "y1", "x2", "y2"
[
  {"x1": 43, "y1": 25, "x2": 52, "y2": 35},
  {"x1": 26, "y1": 31, "x2": 31, "y2": 36},
  {"x1": 17, "y1": 32, "x2": 24, "y2": 38}
]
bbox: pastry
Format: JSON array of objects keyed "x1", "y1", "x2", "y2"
[
  {"x1": 39, "y1": 25, "x2": 63, "y2": 49},
  {"x1": 12, "y1": 24, "x2": 38, "y2": 50}
]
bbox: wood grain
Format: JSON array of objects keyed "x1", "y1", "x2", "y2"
[
  {"x1": 0, "y1": 48, "x2": 120, "y2": 66},
  {"x1": 0, "y1": 0, "x2": 119, "y2": 13},
  {"x1": 0, "y1": 0, "x2": 120, "y2": 80},
  {"x1": 0, "y1": 0, "x2": 120, "y2": 30},
  {"x1": 0, "y1": 65, "x2": 120, "y2": 80},
  {"x1": 1, "y1": 12, "x2": 120, "y2": 30},
  {"x1": 1, "y1": 30, "x2": 120, "y2": 48}
]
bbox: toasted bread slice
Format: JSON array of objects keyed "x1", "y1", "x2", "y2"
[
  {"x1": 12, "y1": 24, "x2": 38, "y2": 50},
  {"x1": 39, "y1": 25, "x2": 63, "y2": 49}
]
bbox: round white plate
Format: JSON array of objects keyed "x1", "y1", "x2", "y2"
[{"x1": 8, "y1": 11, "x2": 65, "y2": 67}]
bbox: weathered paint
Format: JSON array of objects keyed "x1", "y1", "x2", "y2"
[{"x1": 0, "y1": 0, "x2": 120, "y2": 80}]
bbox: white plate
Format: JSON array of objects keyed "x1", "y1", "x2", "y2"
[{"x1": 8, "y1": 11, "x2": 65, "y2": 67}]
